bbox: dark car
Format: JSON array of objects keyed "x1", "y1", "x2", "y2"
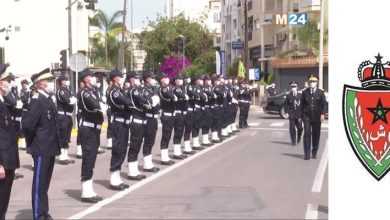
[{"x1": 261, "y1": 91, "x2": 329, "y2": 119}]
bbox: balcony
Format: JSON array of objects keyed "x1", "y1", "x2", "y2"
[{"x1": 300, "y1": 0, "x2": 321, "y2": 12}]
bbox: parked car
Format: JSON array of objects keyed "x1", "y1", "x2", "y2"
[{"x1": 261, "y1": 91, "x2": 329, "y2": 119}]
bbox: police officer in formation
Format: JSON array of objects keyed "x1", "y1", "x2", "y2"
[
  {"x1": 0, "y1": 64, "x2": 20, "y2": 220},
  {"x1": 230, "y1": 77, "x2": 240, "y2": 133},
  {"x1": 172, "y1": 75, "x2": 188, "y2": 159},
  {"x1": 284, "y1": 81, "x2": 303, "y2": 146},
  {"x1": 182, "y1": 74, "x2": 197, "y2": 154},
  {"x1": 105, "y1": 77, "x2": 113, "y2": 149},
  {"x1": 201, "y1": 76, "x2": 215, "y2": 146},
  {"x1": 56, "y1": 75, "x2": 77, "y2": 165},
  {"x1": 238, "y1": 80, "x2": 252, "y2": 128},
  {"x1": 299, "y1": 75, "x2": 326, "y2": 160},
  {"x1": 106, "y1": 69, "x2": 132, "y2": 190},
  {"x1": 23, "y1": 68, "x2": 60, "y2": 220},
  {"x1": 191, "y1": 75, "x2": 207, "y2": 149},
  {"x1": 77, "y1": 68, "x2": 104, "y2": 203},
  {"x1": 158, "y1": 74, "x2": 176, "y2": 165},
  {"x1": 75, "y1": 80, "x2": 85, "y2": 159}
]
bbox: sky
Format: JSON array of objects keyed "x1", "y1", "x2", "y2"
[{"x1": 98, "y1": 0, "x2": 165, "y2": 31}]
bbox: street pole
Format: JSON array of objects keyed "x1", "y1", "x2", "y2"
[
  {"x1": 130, "y1": 0, "x2": 134, "y2": 71},
  {"x1": 244, "y1": 0, "x2": 248, "y2": 78},
  {"x1": 319, "y1": 0, "x2": 325, "y2": 89},
  {"x1": 68, "y1": 0, "x2": 73, "y2": 56},
  {"x1": 119, "y1": 0, "x2": 127, "y2": 72},
  {"x1": 183, "y1": 37, "x2": 185, "y2": 69}
]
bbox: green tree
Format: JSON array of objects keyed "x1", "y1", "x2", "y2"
[
  {"x1": 90, "y1": 10, "x2": 124, "y2": 65},
  {"x1": 139, "y1": 15, "x2": 214, "y2": 72}
]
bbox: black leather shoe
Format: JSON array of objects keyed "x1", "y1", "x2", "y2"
[
  {"x1": 76, "y1": 155, "x2": 83, "y2": 159},
  {"x1": 81, "y1": 196, "x2": 101, "y2": 203},
  {"x1": 66, "y1": 159, "x2": 75, "y2": 164},
  {"x1": 97, "y1": 149, "x2": 105, "y2": 154},
  {"x1": 312, "y1": 152, "x2": 317, "y2": 159},
  {"x1": 183, "y1": 150, "x2": 196, "y2": 155},
  {"x1": 304, "y1": 156, "x2": 310, "y2": 160},
  {"x1": 143, "y1": 167, "x2": 160, "y2": 173},
  {"x1": 127, "y1": 174, "x2": 146, "y2": 181},
  {"x1": 45, "y1": 214, "x2": 53, "y2": 220},
  {"x1": 233, "y1": 129, "x2": 240, "y2": 133},
  {"x1": 59, "y1": 160, "x2": 69, "y2": 165},
  {"x1": 212, "y1": 139, "x2": 222, "y2": 143},
  {"x1": 110, "y1": 183, "x2": 129, "y2": 191},
  {"x1": 161, "y1": 160, "x2": 175, "y2": 166},
  {"x1": 202, "y1": 142, "x2": 213, "y2": 147},
  {"x1": 193, "y1": 146, "x2": 205, "y2": 150},
  {"x1": 297, "y1": 137, "x2": 301, "y2": 144},
  {"x1": 173, "y1": 154, "x2": 187, "y2": 160},
  {"x1": 14, "y1": 172, "x2": 24, "y2": 180}
]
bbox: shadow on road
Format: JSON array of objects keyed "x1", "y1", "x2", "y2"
[
  {"x1": 21, "y1": 165, "x2": 33, "y2": 171},
  {"x1": 64, "y1": 189, "x2": 82, "y2": 201},
  {"x1": 94, "y1": 179, "x2": 112, "y2": 190},
  {"x1": 281, "y1": 153, "x2": 304, "y2": 160},
  {"x1": 259, "y1": 115, "x2": 285, "y2": 120},
  {"x1": 14, "y1": 209, "x2": 32, "y2": 220},
  {"x1": 271, "y1": 141, "x2": 293, "y2": 146},
  {"x1": 318, "y1": 205, "x2": 328, "y2": 214}
]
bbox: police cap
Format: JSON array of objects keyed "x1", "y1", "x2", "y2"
[
  {"x1": 126, "y1": 70, "x2": 140, "y2": 79},
  {"x1": 78, "y1": 68, "x2": 94, "y2": 82},
  {"x1": 57, "y1": 75, "x2": 69, "y2": 84},
  {"x1": 21, "y1": 79, "x2": 29, "y2": 86},
  {"x1": 31, "y1": 68, "x2": 54, "y2": 83},
  {"x1": 308, "y1": 74, "x2": 319, "y2": 82},
  {"x1": 289, "y1": 81, "x2": 298, "y2": 87},
  {"x1": 109, "y1": 68, "x2": 122, "y2": 80},
  {"x1": 143, "y1": 70, "x2": 155, "y2": 80},
  {"x1": 0, "y1": 63, "x2": 11, "y2": 82}
]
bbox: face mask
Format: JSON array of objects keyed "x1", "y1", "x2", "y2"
[
  {"x1": 229, "y1": 80, "x2": 233, "y2": 84},
  {"x1": 46, "y1": 82, "x2": 55, "y2": 94},
  {"x1": 64, "y1": 81, "x2": 70, "y2": 87},
  {"x1": 310, "y1": 82, "x2": 317, "y2": 89},
  {"x1": 164, "y1": 78, "x2": 170, "y2": 85},
  {"x1": 178, "y1": 80, "x2": 183, "y2": 86},
  {"x1": 90, "y1": 77, "x2": 97, "y2": 86},
  {"x1": 134, "y1": 79, "x2": 141, "y2": 86},
  {"x1": 291, "y1": 87, "x2": 297, "y2": 92},
  {"x1": 186, "y1": 78, "x2": 191, "y2": 84},
  {"x1": 10, "y1": 81, "x2": 17, "y2": 88},
  {"x1": 199, "y1": 80, "x2": 204, "y2": 86},
  {"x1": 124, "y1": 82, "x2": 130, "y2": 88},
  {"x1": 119, "y1": 78, "x2": 125, "y2": 86},
  {"x1": 150, "y1": 79, "x2": 157, "y2": 86},
  {"x1": 96, "y1": 82, "x2": 101, "y2": 88},
  {"x1": 215, "y1": 81, "x2": 220, "y2": 86}
]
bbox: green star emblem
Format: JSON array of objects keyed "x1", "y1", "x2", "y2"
[{"x1": 367, "y1": 98, "x2": 390, "y2": 124}]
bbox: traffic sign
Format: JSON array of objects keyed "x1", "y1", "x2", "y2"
[
  {"x1": 69, "y1": 53, "x2": 87, "y2": 72},
  {"x1": 232, "y1": 41, "x2": 244, "y2": 49}
]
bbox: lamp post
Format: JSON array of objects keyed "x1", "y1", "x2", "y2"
[{"x1": 179, "y1": 34, "x2": 186, "y2": 70}]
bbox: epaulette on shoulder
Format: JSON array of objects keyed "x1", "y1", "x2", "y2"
[{"x1": 32, "y1": 91, "x2": 39, "y2": 99}]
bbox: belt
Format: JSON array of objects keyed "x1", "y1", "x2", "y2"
[
  {"x1": 132, "y1": 118, "x2": 147, "y2": 124},
  {"x1": 146, "y1": 113, "x2": 159, "y2": 118},
  {"x1": 80, "y1": 120, "x2": 101, "y2": 129},
  {"x1": 114, "y1": 117, "x2": 130, "y2": 125},
  {"x1": 58, "y1": 111, "x2": 73, "y2": 117},
  {"x1": 12, "y1": 116, "x2": 22, "y2": 122},
  {"x1": 205, "y1": 105, "x2": 210, "y2": 108},
  {"x1": 175, "y1": 110, "x2": 187, "y2": 115},
  {"x1": 238, "y1": 100, "x2": 246, "y2": 103},
  {"x1": 195, "y1": 104, "x2": 201, "y2": 109},
  {"x1": 228, "y1": 102, "x2": 232, "y2": 105},
  {"x1": 201, "y1": 107, "x2": 205, "y2": 110},
  {"x1": 211, "y1": 106, "x2": 215, "y2": 109},
  {"x1": 187, "y1": 108, "x2": 194, "y2": 111},
  {"x1": 78, "y1": 109, "x2": 82, "y2": 113},
  {"x1": 163, "y1": 112, "x2": 174, "y2": 117}
]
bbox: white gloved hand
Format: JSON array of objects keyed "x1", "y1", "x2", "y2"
[
  {"x1": 69, "y1": 97, "x2": 77, "y2": 105},
  {"x1": 16, "y1": 100, "x2": 23, "y2": 109},
  {"x1": 102, "y1": 96, "x2": 107, "y2": 103},
  {"x1": 214, "y1": 94, "x2": 217, "y2": 99},
  {"x1": 173, "y1": 95, "x2": 178, "y2": 102},
  {"x1": 99, "y1": 102, "x2": 107, "y2": 112},
  {"x1": 232, "y1": 98, "x2": 238, "y2": 104},
  {"x1": 151, "y1": 95, "x2": 160, "y2": 107},
  {"x1": 249, "y1": 86, "x2": 254, "y2": 90},
  {"x1": 185, "y1": 94, "x2": 189, "y2": 100},
  {"x1": 51, "y1": 96, "x2": 56, "y2": 104}
]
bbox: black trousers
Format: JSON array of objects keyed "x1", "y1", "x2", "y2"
[
  {"x1": 110, "y1": 121, "x2": 130, "y2": 172},
  {"x1": 79, "y1": 126, "x2": 100, "y2": 181},
  {"x1": 244, "y1": 103, "x2": 250, "y2": 124},
  {"x1": 13, "y1": 120, "x2": 23, "y2": 139},
  {"x1": 223, "y1": 105, "x2": 231, "y2": 128},
  {"x1": 0, "y1": 169, "x2": 15, "y2": 220},
  {"x1": 173, "y1": 113, "x2": 185, "y2": 144},
  {"x1": 31, "y1": 156, "x2": 55, "y2": 220},
  {"x1": 192, "y1": 109, "x2": 204, "y2": 137},
  {"x1": 106, "y1": 109, "x2": 113, "y2": 139},
  {"x1": 239, "y1": 102, "x2": 245, "y2": 125},
  {"x1": 231, "y1": 104, "x2": 237, "y2": 124},
  {"x1": 76, "y1": 113, "x2": 81, "y2": 146},
  {"x1": 143, "y1": 118, "x2": 158, "y2": 156},
  {"x1": 211, "y1": 107, "x2": 222, "y2": 132},
  {"x1": 184, "y1": 111, "x2": 194, "y2": 141},
  {"x1": 202, "y1": 108, "x2": 213, "y2": 135},
  {"x1": 289, "y1": 116, "x2": 303, "y2": 144},
  {"x1": 303, "y1": 116, "x2": 322, "y2": 157},
  {"x1": 128, "y1": 122, "x2": 145, "y2": 162},
  {"x1": 160, "y1": 114, "x2": 174, "y2": 149},
  {"x1": 57, "y1": 115, "x2": 73, "y2": 149}
]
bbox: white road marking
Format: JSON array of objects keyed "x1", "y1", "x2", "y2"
[
  {"x1": 249, "y1": 127, "x2": 328, "y2": 132},
  {"x1": 68, "y1": 136, "x2": 237, "y2": 219},
  {"x1": 248, "y1": 122, "x2": 261, "y2": 127},
  {"x1": 270, "y1": 122, "x2": 285, "y2": 127},
  {"x1": 305, "y1": 204, "x2": 318, "y2": 219},
  {"x1": 312, "y1": 139, "x2": 328, "y2": 193},
  {"x1": 158, "y1": 124, "x2": 162, "y2": 128},
  {"x1": 250, "y1": 131, "x2": 257, "y2": 136}
]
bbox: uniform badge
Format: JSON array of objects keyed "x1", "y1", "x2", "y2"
[
  {"x1": 145, "y1": 91, "x2": 149, "y2": 96},
  {"x1": 32, "y1": 91, "x2": 39, "y2": 99},
  {"x1": 4, "y1": 116, "x2": 8, "y2": 126},
  {"x1": 162, "y1": 88, "x2": 167, "y2": 92},
  {"x1": 84, "y1": 92, "x2": 90, "y2": 98},
  {"x1": 47, "y1": 111, "x2": 52, "y2": 120},
  {"x1": 134, "y1": 90, "x2": 139, "y2": 95},
  {"x1": 343, "y1": 54, "x2": 390, "y2": 180},
  {"x1": 114, "y1": 91, "x2": 120, "y2": 98},
  {"x1": 60, "y1": 91, "x2": 65, "y2": 95}
]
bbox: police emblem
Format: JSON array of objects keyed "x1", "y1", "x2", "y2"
[
  {"x1": 47, "y1": 111, "x2": 51, "y2": 120},
  {"x1": 114, "y1": 91, "x2": 120, "y2": 98},
  {"x1": 343, "y1": 53, "x2": 390, "y2": 180}
]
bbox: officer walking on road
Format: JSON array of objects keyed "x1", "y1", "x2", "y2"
[
  {"x1": 299, "y1": 75, "x2": 326, "y2": 160},
  {"x1": 158, "y1": 74, "x2": 176, "y2": 165},
  {"x1": 284, "y1": 81, "x2": 303, "y2": 146},
  {"x1": 77, "y1": 68, "x2": 104, "y2": 203},
  {"x1": 142, "y1": 71, "x2": 161, "y2": 172},
  {"x1": 56, "y1": 75, "x2": 77, "y2": 165},
  {"x1": 107, "y1": 69, "x2": 132, "y2": 190},
  {"x1": 0, "y1": 64, "x2": 20, "y2": 220},
  {"x1": 22, "y1": 68, "x2": 61, "y2": 220}
]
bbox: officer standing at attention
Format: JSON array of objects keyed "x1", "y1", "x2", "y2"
[
  {"x1": 142, "y1": 71, "x2": 161, "y2": 172},
  {"x1": 284, "y1": 81, "x2": 303, "y2": 146},
  {"x1": 107, "y1": 69, "x2": 132, "y2": 190},
  {"x1": 172, "y1": 75, "x2": 188, "y2": 159},
  {"x1": 22, "y1": 68, "x2": 60, "y2": 220},
  {"x1": 125, "y1": 71, "x2": 148, "y2": 180},
  {"x1": 192, "y1": 75, "x2": 207, "y2": 149},
  {"x1": 182, "y1": 74, "x2": 196, "y2": 154},
  {"x1": 93, "y1": 80, "x2": 106, "y2": 155},
  {"x1": 77, "y1": 68, "x2": 104, "y2": 203},
  {"x1": 201, "y1": 76, "x2": 214, "y2": 146},
  {"x1": 299, "y1": 75, "x2": 326, "y2": 160},
  {"x1": 56, "y1": 75, "x2": 77, "y2": 165},
  {"x1": 210, "y1": 75, "x2": 222, "y2": 143},
  {"x1": 230, "y1": 77, "x2": 240, "y2": 133},
  {"x1": 158, "y1": 74, "x2": 176, "y2": 165},
  {"x1": 0, "y1": 64, "x2": 20, "y2": 219},
  {"x1": 75, "y1": 81, "x2": 85, "y2": 159},
  {"x1": 105, "y1": 77, "x2": 113, "y2": 149},
  {"x1": 19, "y1": 79, "x2": 31, "y2": 149}
]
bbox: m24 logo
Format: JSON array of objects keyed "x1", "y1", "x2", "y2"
[{"x1": 276, "y1": 13, "x2": 308, "y2": 25}]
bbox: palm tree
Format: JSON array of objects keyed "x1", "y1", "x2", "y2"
[
  {"x1": 291, "y1": 19, "x2": 328, "y2": 56},
  {"x1": 90, "y1": 10, "x2": 124, "y2": 64}
]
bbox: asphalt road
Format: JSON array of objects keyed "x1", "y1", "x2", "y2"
[{"x1": 7, "y1": 107, "x2": 328, "y2": 219}]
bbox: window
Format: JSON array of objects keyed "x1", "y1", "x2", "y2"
[
  {"x1": 233, "y1": 19, "x2": 237, "y2": 29},
  {"x1": 248, "y1": 0, "x2": 252, "y2": 11}
]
